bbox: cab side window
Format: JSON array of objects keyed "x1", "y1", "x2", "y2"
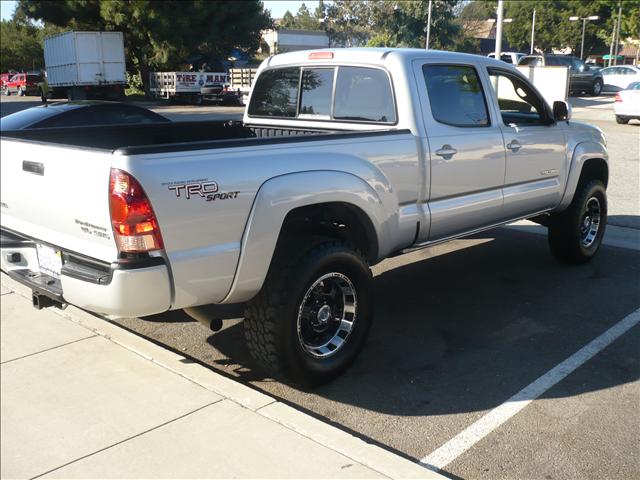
[
  {"x1": 422, "y1": 64, "x2": 490, "y2": 127},
  {"x1": 487, "y1": 68, "x2": 552, "y2": 126}
]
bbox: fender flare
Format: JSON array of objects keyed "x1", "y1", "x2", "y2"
[
  {"x1": 221, "y1": 170, "x2": 393, "y2": 304},
  {"x1": 555, "y1": 141, "x2": 608, "y2": 212}
]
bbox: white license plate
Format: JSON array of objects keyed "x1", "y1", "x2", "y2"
[{"x1": 36, "y1": 244, "x2": 63, "y2": 278}]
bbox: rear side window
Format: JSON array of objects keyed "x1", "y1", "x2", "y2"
[
  {"x1": 248, "y1": 67, "x2": 300, "y2": 118},
  {"x1": 248, "y1": 65, "x2": 396, "y2": 124},
  {"x1": 300, "y1": 68, "x2": 334, "y2": 118},
  {"x1": 422, "y1": 65, "x2": 489, "y2": 127},
  {"x1": 333, "y1": 67, "x2": 396, "y2": 123}
]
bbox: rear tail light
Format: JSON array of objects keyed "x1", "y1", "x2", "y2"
[
  {"x1": 109, "y1": 168, "x2": 164, "y2": 253},
  {"x1": 615, "y1": 93, "x2": 622, "y2": 102}
]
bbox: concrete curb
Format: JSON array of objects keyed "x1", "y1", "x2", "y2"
[{"x1": 1, "y1": 273, "x2": 445, "y2": 480}]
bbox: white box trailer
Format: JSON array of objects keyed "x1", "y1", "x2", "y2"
[
  {"x1": 149, "y1": 71, "x2": 239, "y2": 105},
  {"x1": 43, "y1": 31, "x2": 126, "y2": 100}
]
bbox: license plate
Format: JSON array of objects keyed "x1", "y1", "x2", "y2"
[{"x1": 36, "y1": 244, "x2": 63, "y2": 278}]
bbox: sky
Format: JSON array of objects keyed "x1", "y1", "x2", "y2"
[
  {"x1": 0, "y1": 1, "x2": 322, "y2": 21},
  {"x1": 1, "y1": 0, "x2": 17, "y2": 20}
]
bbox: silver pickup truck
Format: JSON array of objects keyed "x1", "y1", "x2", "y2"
[{"x1": 1, "y1": 49, "x2": 609, "y2": 384}]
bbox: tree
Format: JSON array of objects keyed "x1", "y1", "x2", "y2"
[
  {"x1": 278, "y1": 2, "x2": 324, "y2": 31},
  {"x1": 280, "y1": 10, "x2": 297, "y2": 28},
  {"x1": 19, "y1": 0, "x2": 272, "y2": 92},
  {"x1": 499, "y1": 0, "x2": 639, "y2": 56},
  {"x1": 324, "y1": 1, "x2": 472, "y2": 51},
  {"x1": 0, "y1": 8, "x2": 64, "y2": 72}
]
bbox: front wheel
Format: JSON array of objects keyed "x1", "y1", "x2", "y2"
[
  {"x1": 548, "y1": 179, "x2": 607, "y2": 264},
  {"x1": 244, "y1": 242, "x2": 372, "y2": 385},
  {"x1": 17, "y1": 86, "x2": 24, "y2": 96},
  {"x1": 615, "y1": 115, "x2": 629, "y2": 124}
]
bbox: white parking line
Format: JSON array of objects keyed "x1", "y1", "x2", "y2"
[{"x1": 420, "y1": 307, "x2": 640, "y2": 472}]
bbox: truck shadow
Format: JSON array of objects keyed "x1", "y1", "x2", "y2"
[{"x1": 204, "y1": 227, "x2": 640, "y2": 417}]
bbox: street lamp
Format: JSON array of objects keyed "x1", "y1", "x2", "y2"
[{"x1": 569, "y1": 15, "x2": 600, "y2": 60}]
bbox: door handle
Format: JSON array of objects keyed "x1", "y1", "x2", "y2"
[
  {"x1": 506, "y1": 140, "x2": 521, "y2": 152},
  {"x1": 435, "y1": 145, "x2": 457, "y2": 160}
]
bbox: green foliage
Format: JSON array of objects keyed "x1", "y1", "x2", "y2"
[
  {"x1": 0, "y1": 9, "x2": 64, "y2": 72},
  {"x1": 322, "y1": 0, "x2": 477, "y2": 51},
  {"x1": 19, "y1": 0, "x2": 272, "y2": 91},
  {"x1": 279, "y1": 1, "x2": 325, "y2": 31},
  {"x1": 498, "y1": 0, "x2": 639, "y2": 56}
]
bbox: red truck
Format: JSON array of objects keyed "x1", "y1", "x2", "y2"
[{"x1": 2, "y1": 72, "x2": 43, "y2": 96}]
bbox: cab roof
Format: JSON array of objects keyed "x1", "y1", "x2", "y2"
[{"x1": 265, "y1": 47, "x2": 505, "y2": 69}]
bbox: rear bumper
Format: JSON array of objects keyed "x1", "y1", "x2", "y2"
[{"x1": 0, "y1": 228, "x2": 172, "y2": 318}]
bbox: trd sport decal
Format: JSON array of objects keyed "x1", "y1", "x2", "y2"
[{"x1": 163, "y1": 179, "x2": 239, "y2": 202}]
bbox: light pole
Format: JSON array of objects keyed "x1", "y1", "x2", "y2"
[
  {"x1": 569, "y1": 15, "x2": 600, "y2": 60},
  {"x1": 425, "y1": 0, "x2": 432, "y2": 50},
  {"x1": 530, "y1": 8, "x2": 536, "y2": 54},
  {"x1": 489, "y1": 1, "x2": 513, "y2": 59}
]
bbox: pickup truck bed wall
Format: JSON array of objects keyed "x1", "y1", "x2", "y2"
[{"x1": 1, "y1": 121, "x2": 340, "y2": 151}]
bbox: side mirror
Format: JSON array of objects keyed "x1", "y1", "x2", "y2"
[{"x1": 553, "y1": 100, "x2": 571, "y2": 121}]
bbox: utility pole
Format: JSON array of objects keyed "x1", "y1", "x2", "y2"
[
  {"x1": 608, "y1": 23, "x2": 616, "y2": 67},
  {"x1": 495, "y1": 0, "x2": 504, "y2": 59},
  {"x1": 613, "y1": 2, "x2": 623, "y2": 65},
  {"x1": 530, "y1": 8, "x2": 536, "y2": 55},
  {"x1": 425, "y1": 0, "x2": 432, "y2": 50}
]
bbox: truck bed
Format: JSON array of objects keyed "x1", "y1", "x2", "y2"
[{"x1": 1, "y1": 120, "x2": 344, "y2": 152}]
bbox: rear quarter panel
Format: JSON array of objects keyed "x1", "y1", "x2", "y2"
[{"x1": 114, "y1": 132, "x2": 419, "y2": 308}]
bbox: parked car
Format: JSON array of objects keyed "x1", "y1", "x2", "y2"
[
  {"x1": 1, "y1": 49, "x2": 609, "y2": 385},
  {"x1": 0, "y1": 101, "x2": 169, "y2": 130},
  {"x1": 2, "y1": 72, "x2": 43, "y2": 96},
  {"x1": 518, "y1": 54, "x2": 604, "y2": 96},
  {"x1": 600, "y1": 65, "x2": 640, "y2": 93},
  {"x1": 0, "y1": 73, "x2": 11, "y2": 91},
  {"x1": 488, "y1": 51, "x2": 525, "y2": 65},
  {"x1": 614, "y1": 81, "x2": 640, "y2": 124}
]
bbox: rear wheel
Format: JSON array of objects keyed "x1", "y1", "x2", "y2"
[
  {"x1": 615, "y1": 115, "x2": 629, "y2": 124},
  {"x1": 244, "y1": 241, "x2": 372, "y2": 385},
  {"x1": 17, "y1": 86, "x2": 24, "y2": 96},
  {"x1": 591, "y1": 78, "x2": 603, "y2": 96},
  {"x1": 548, "y1": 179, "x2": 607, "y2": 264}
]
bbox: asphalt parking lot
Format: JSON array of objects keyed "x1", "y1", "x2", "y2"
[{"x1": 1, "y1": 94, "x2": 639, "y2": 479}]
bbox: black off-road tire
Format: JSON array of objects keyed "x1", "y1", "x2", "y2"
[
  {"x1": 244, "y1": 241, "x2": 373, "y2": 385},
  {"x1": 548, "y1": 179, "x2": 607, "y2": 264}
]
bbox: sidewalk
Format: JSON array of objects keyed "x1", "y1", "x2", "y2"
[{"x1": 0, "y1": 274, "x2": 444, "y2": 479}]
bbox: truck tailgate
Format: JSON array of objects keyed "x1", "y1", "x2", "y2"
[{"x1": 0, "y1": 139, "x2": 118, "y2": 263}]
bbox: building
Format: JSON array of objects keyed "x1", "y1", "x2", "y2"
[
  {"x1": 461, "y1": 19, "x2": 516, "y2": 55},
  {"x1": 260, "y1": 29, "x2": 329, "y2": 55}
]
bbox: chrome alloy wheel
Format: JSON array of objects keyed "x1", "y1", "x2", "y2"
[
  {"x1": 296, "y1": 272, "x2": 357, "y2": 358},
  {"x1": 580, "y1": 196, "x2": 601, "y2": 248}
]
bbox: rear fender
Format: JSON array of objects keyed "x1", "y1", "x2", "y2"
[{"x1": 221, "y1": 170, "x2": 394, "y2": 304}]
